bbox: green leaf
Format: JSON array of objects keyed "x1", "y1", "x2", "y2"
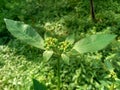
[
  {"x1": 61, "y1": 53, "x2": 69, "y2": 65},
  {"x1": 44, "y1": 32, "x2": 51, "y2": 40},
  {"x1": 104, "y1": 60, "x2": 114, "y2": 71},
  {"x1": 4, "y1": 18, "x2": 44, "y2": 49},
  {"x1": 73, "y1": 34, "x2": 116, "y2": 53},
  {"x1": 68, "y1": 49, "x2": 80, "y2": 56},
  {"x1": 110, "y1": 84, "x2": 114, "y2": 90},
  {"x1": 33, "y1": 79, "x2": 47, "y2": 90},
  {"x1": 65, "y1": 34, "x2": 75, "y2": 44},
  {"x1": 43, "y1": 50, "x2": 53, "y2": 61}
]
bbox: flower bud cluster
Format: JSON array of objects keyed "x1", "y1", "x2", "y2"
[
  {"x1": 44, "y1": 37, "x2": 58, "y2": 50},
  {"x1": 58, "y1": 41, "x2": 72, "y2": 52},
  {"x1": 44, "y1": 37, "x2": 72, "y2": 53},
  {"x1": 44, "y1": 22, "x2": 68, "y2": 37}
]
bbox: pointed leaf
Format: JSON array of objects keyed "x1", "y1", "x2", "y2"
[
  {"x1": 43, "y1": 50, "x2": 53, "y2": 61},
  {"x1": 4, "y1": 18, "x2": 44, "y2": 49},
  {"x1": 61, "y1": 53, "x2": 69, "y2": 65},
  {"x1": 73, "y1": 34, "x2": 116, "y2": 53},
  {"x1": 104, "y1": 60, "x2": 114, "y2": 71},
  {"x1": 33, "y1": 79, "x2": 47, "y2": 90},
  {"x1": 65, "y1": 34, "x2": 75, "y2": 44},
  {"x1": 68, "y1": 49, "x2": 80, "y2": 56}
]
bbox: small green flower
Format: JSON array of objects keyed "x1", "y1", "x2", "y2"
[
  {"x1": 44, "y1": 22, "x2": 54, "y2": 31},
  {"x1": 110, "y1": 71, "x2": 117, "y2": 79},
  {"x1": 58, "y1": 41, "x2": 72, "y2": 52},
  {"x1": 44, "y1": 37, "x2": 58, "y2": 50}
]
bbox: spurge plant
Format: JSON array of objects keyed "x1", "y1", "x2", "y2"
[{"x1": 4, "y1": 18, "x2": 116, "y2": 90}]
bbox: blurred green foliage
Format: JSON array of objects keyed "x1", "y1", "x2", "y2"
[{"x1": 0, "y1": 0, "x2": 120, "y2": 90}]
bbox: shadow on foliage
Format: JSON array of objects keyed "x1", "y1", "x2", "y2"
[{"x1": 7, "y1": 39, "x2": 44, "y2": 63}]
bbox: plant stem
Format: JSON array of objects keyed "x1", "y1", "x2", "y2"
[
  {"x1": 90, "y1": 0, "x2": 96, "y2": 22},
  {"x1": 57, "y1": 57, "x2": 60, "y2": 90}
]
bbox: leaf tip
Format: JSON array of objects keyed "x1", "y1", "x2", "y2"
[
  {"x1": 4, "y1": 18, "x2": 7, "y2": 21},
  {"x1": 4, "y1": 18, "x2": 8, "y2": 21}
]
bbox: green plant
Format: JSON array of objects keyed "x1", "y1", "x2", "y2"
[
  {"x1": 33, "y1": 79, "x2": 47, "y2": 90},
  {"x1": 4, "y1": 18, "x2": 116, "y2": 90}
]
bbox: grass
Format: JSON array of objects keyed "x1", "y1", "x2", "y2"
[{"x1": 0, "y1": 0, "x2": 120, "y2": 90}]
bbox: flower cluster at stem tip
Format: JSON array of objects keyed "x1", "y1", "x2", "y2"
[
  {"x1": 44, "y1": 37, "x2": 72, "y2": 53},
  {"x1": 58, "y1": 41, "x2": 72, "y2": 52},
  {"x1": 45, "y1": 37, "x2": 58, "y2": 50}
]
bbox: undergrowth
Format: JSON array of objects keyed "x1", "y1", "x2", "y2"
[{"x1": 0, "y1": 0, "x2": 120, "y2": 90}]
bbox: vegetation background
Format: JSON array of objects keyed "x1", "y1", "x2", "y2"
[{"x1": 0, "y1": 0, "x2": 120, "y2": 90}]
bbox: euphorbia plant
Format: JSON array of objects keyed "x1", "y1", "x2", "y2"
[{"x1": 4, "y1": 18, "x2": 116, "y2": 90}]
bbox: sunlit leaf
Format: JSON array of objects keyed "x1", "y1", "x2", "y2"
[
  {"x1": 4, "y1": 18, "x2": 44, "y2": 49},
  {"x1": 43, "y1": 50, "x2": 53, "y2": 61},
  {"x1": 67, "y1": 49, "x2": 80, "y2": 56},
  {"x1": 73, "y1": 34, "x2": 116, "y2": 53},
  {"x1": 104, "y1": 60, "x2": 114, "y2": 71},
  {"x1": 109, "y1": 84, "x2": 114, "y2": 90},
  {"x1": 44, "y1": 32, "x2": 52, "y2": 40},
  {"x1": 61, "y1": 53, "x2": 69, "y2": 65},
  {"x1": 65, "y1": 34, "x2": 75, "y2": 44},
  {"x1": 33, "y1": 79, "x2": 47, "y2": 90}
]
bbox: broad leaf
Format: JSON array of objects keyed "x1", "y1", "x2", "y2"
[
  {"x1": 61, "y1": 53, "x2": 69, "y2": 65},
  {"x1": 68, "y1": 49, "x2": 80, "y2": 56},
  {"x1": 73, "y1": 34, "x2": 116, "y2": 53},
  {"x1": 65, "y1": 34, "x2": 75, "y2": 44},
  {"x1": 43, "y1": 50, "x2": 53, "y2": 61},
  {"x1": 4, "y1": 18, "x2": 44, "y2": 49},
  {"x1": 33, "y1": 79, "x2": 47, "y2": 90}
]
